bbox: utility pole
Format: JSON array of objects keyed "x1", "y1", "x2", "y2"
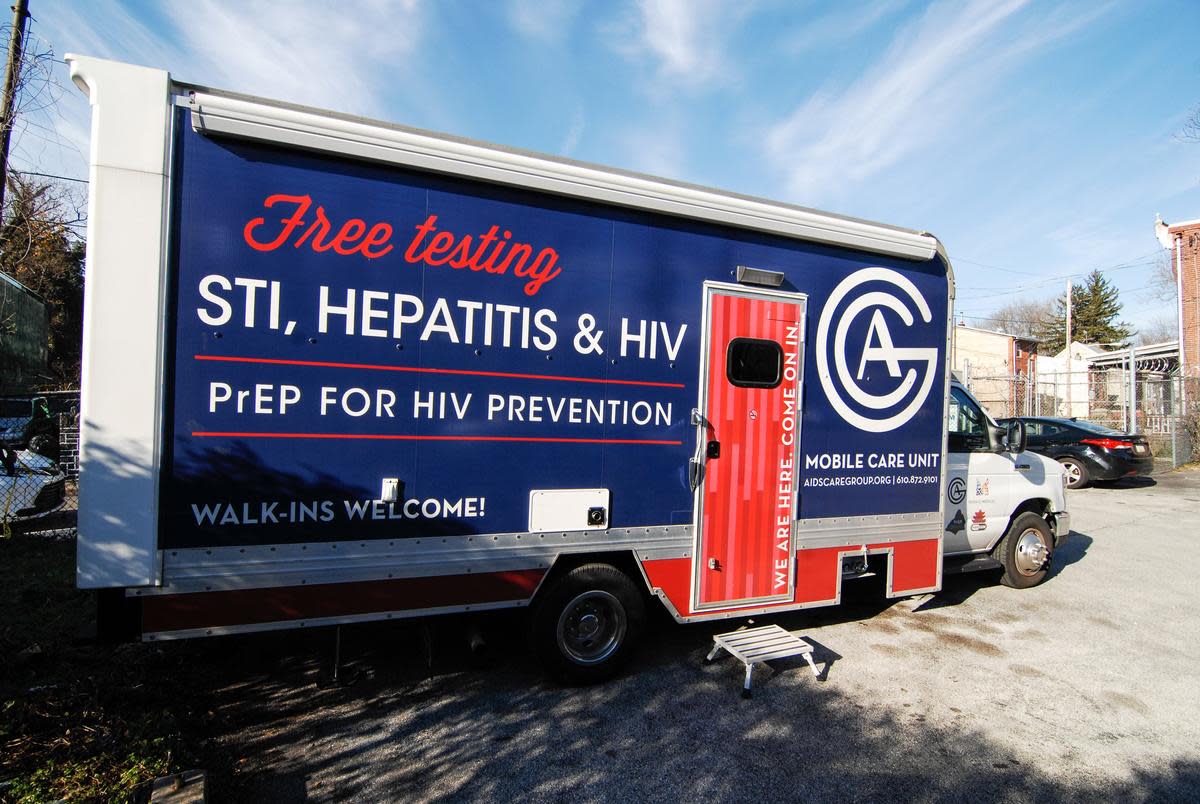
[
  {"x1": 1128, "y1": 341, "x2": 1138, "y2": 434},
  {"x1": 0, "y1": 0, "x2": 31, "y2": 219},
  {"x1": 1064, "y1": 278, "x2": 1073, "y2": 417}
]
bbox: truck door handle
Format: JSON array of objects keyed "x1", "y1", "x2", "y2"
[{"x1": 689, "y1": 408, "x2": 715, "y2": 492}]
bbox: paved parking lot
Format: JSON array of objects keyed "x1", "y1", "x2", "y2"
[{"x1": 203, "y1": 470, "x2": 1200, "y2": 801}]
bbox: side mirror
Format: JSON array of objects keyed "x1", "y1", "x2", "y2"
[
  {"x1": 986, "y1": 422, "x2": 1005, "y2": 453},
  {"x1": 986, "y1": 420, "x2": 1026, "y2": 453},
  {"x1": 1004, "y1": 419, "x2": 1026, "y2": 454}
]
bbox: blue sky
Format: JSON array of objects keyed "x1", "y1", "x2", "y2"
[{"x1": 12, "y1": 0, "x2": 1200, "y2": 335}]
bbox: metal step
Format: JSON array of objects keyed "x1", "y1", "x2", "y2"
[{"x1": 706, "y1": 624, "x2": 821, "y2": 698}]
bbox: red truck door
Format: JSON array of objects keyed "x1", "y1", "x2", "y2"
[{"x1": 691, "y1": 284, "x2": 806, "y2": 611}]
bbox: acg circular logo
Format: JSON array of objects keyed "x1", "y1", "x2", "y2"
[{"x1": 815, "y1": 267, "x2": 939, "y2": 433}]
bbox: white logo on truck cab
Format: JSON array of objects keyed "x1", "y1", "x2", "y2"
[{"x1": 816, "y1": 267, "x2": 938, "y2": 433}]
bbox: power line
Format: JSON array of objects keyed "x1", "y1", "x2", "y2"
[
  {"x1": 959, "y1": 252, "x2": 1164, "y2": 299},
  {"x1": 954, "y1": 247, "x2": 1165, "y2": 285},
  {"x1": 12, "y1": 168, "x2": 87, "y2": 183},
  {"x1": 957, "y1": 283, "x2": 1167, "y2": 331}
]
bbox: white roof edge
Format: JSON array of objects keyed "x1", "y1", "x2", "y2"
[
  {"x1": 1085, "y1": 340, "x2": 1179, "y2": 360},
  {"x1": 181, "y1": 85, "x2": 940, "y2": 264},
  {"x1": 1166, "y1": 218, "x2": 1200, "y2": 230},
  {"x1": 952, "y1": 323, "x2": 1038, "y2": 339}
]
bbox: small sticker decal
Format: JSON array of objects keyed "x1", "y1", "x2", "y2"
[
  {"x1": 970, "y1": 510, "x2": 987, "y2": 531},
  {"x1": 975, "y1": 479, "x2": 990, "y2": 496},
  {"x1": 946, "y1": 509, "x2": 966, "y2": 534},
  {"x1": 948, "y1": 477, "x2": 966, "y2": 505}
]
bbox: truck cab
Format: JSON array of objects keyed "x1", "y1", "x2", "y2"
[{"x1": 943, "y1": 378, "x2": 1070, "y2": 588}]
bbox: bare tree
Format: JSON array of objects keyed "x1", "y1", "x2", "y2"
[
  {"x1": 1136, "y1": 314, "x2": 1177, "y2": 346},
  {"x1": 1145, "y1": 249, "x2": 1178, "y2": 303},
  {"x1": 0, "y1": 32, "x2": 87, "y2": 388},
  {"x1": 979, "y1": 296, "x2": 1054, "y2": 340},
  {"x1": 1, "y1": 173, "x2": 85, "y2": 385}
]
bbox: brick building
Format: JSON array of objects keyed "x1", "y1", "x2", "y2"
[{"x1": 1157, "y1": 216, "x2": 1200, "y2": 376}]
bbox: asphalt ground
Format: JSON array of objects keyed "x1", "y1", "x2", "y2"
[{"x1": 198, "y1": 469, "x2": 1200, "y2": 802}]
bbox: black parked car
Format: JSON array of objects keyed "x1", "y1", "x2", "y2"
[{"x1": 997, "y1": 416, "x2": 1153, "y2": 489}]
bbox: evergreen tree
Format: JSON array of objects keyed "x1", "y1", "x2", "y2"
[{"x1": 1035, "y1": 269, "x2": 1132, "y2": 354}]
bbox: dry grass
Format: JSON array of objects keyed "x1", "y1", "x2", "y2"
[{"x1": 0, "y1": 534, "x2": 215, "y2": 803}]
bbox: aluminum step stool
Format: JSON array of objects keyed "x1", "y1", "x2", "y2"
[{"x1": 706, "y1": 624, "x2": 820, "y2": 698}]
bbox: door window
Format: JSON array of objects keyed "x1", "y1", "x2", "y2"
[
  {"x1": 948, "y1": 387, "x2": 990, "y2": 453},
  {"x1": 726, "y1": 338, "x2": 782, "y2": 388}
]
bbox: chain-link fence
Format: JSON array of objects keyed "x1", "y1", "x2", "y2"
[
  {"x1": 1, "y1": 391, "x2": 78, "y2": 537},
  {"x1": 963, "y1": 370, "x2": 1200, "y2": 471}
]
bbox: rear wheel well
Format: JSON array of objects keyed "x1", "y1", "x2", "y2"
[{"x1": 534, "y1": 550, "x2": 646, "y2": 603}]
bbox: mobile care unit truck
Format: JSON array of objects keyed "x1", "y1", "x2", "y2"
[{"x1": 72, "y1": 56, "x2": 1068, "y2": 681}]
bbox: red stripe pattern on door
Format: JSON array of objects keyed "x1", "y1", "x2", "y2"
[{"x1": 696, "y1": 292, "x2": 803, "y2": 608}]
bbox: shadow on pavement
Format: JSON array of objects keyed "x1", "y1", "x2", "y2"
[
  {"x1": 1053, "y1": 531, "x2": 1093, "y2": 574},
  {"x1": 1089, "y1": 475, "x2": 1157, "y2": 490},
  {"x1": 173, "y1": 547, "x2": 1194, "y2": 803}
]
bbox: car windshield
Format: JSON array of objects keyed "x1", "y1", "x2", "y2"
[
  {"x1": 1068, "y1": 419, "x2": 1123, "y2": 436},
  {"x1": 0, "y1": 400, "x2": 31, "y2": 417}
]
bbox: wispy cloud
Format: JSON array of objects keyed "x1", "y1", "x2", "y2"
[
  {"x1": 782, "y1": 0, "x2": 909, "y2": 56},
  {"x1": 613, "y1": 0, "x2": 750, "y2": 89},
  {"x1": 161, "y1": 0, "x2": 422, "y2": 117},
  {"x1": 764, "y1": 0, "x2": 1108, "y2": 204},
  {"x1": 617, "y1": 116, "x2": 687, "y2": 179},
  {"x1": 29, "y1": 0, "x2": 427, "y2": 178},
  {"x1": 507, "y1": 0, "x2": 583, "y2": 44},
  {"x1": 560, "y1": 107, "x2": 586, "y2": 156}
]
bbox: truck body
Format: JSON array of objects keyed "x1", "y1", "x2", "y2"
[{"x1": 71, "y1": 56, "x2": 1066, "y2": 677}]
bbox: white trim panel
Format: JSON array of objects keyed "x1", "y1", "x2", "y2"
[
  {"x1": 146, "y1": 524, "x2": 692, "y2": 595},
  {"x1": 186, "y1": 91, "x2": 938, "y2": 262},
  {"x1": 795, "y1": 511, "x2": 941, "y2": 550},
  {"x1": 68, "y1": 55, "x2": 173, "y2": 589}
]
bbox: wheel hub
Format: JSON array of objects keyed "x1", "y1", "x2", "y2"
[
  {"x1": 577, "y1": 613, "x2": 600, "y2": 638},
  {"x1": 1014, "y1": 528, "x2": 1049, "y2": 575},
  {"x1": 556, "y1": 590, "x2": 627, "y2": 665}
]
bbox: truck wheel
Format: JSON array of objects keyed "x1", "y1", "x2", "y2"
[
  {"x1": 1057, "y1": 457, "x2": 1088, "y2": 489},
  {"x1": 996, "y1": 512, "x2": 1053, "y2": 589},
  {"x1": 530, "y1": 563, "x2": 645, "y2": 684}
]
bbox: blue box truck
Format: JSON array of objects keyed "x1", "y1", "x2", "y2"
[{"x1": 70, "y1": 56, "x2": 1067, "y2": 681}]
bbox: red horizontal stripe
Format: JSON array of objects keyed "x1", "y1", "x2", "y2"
[
  {"x1": 192, "y1": 432, "x2": 682, "y2": 445},
  {"x1": 142, "y1": 570, "x2": 547, "y2": 633},
  {"x1": 195, "y1": 354, "x2": 686, "y2": 389}
]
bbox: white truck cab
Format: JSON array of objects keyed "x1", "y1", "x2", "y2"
[{"x1": 943, "y1": 378, "x2": 1070, "y2": 588}]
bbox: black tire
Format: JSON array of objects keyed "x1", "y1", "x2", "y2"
[
  {"x1": 995, "y1": 512, "x2": 1053, "y2": 589},
  {"x1": 1057, "y1": 457, "x2": 1089, "y2": 489},
  {"x1": 529, "y1": 563, "x2": 645, "y2": 684},
  {"x1": 28, "y1": 434, "x2": 52, "y2": 456}
]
